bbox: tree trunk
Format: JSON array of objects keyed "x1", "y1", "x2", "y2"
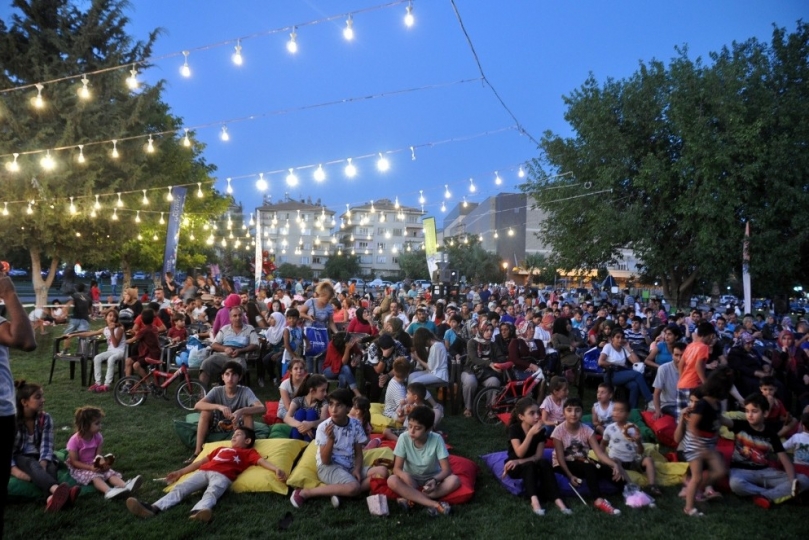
[
  {"x1": 30, "y1": 249, "x2": 58, "y2": 308},
  {"x1": 661, "y1": 268, "x2": 698, "y2": 309},
  {"x1": 121, "y1": 259, "x2": 131, "y2": 291}
]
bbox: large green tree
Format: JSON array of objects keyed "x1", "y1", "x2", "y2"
[
  {"x1": 395, "y1": 249, "x2": 429, "y2": 280},
  {"x1": 0, "y1": 0, "x2": 229, "y2": 305},
  {"x1": 442, "y1": 235, "x2": 503, "y2": 284},
  {"x1": 522, "y1": 23, "x2": 809, "y2": 304},
  {"x1": 323, "y1": 253, "x2": 361, "y2": 281}
]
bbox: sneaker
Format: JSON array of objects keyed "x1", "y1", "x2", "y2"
[
  {"x1": 104, "y1": 486, "x2": 129, "y2": 501},
  {"x1": 365, "y1": 438, "x2": 382, "y2": 450},
  {"x1": 45, "y1": 483, "x2": 70, "y2": 512},
  {"x1": 426, "y1": 502, "x2": 451, "y2": 517},
  {"x1": 126, "y1": 497, "x2": 156, "y2": 518},
  {"x1": 560, "y1": 508, "x2": 573, "y2": 515},
  {"x1": 88, "y1": 383, "x2": 100, "y2": 392},
  {"x1": 330, "y1": 496, "x2": 340, "y2": 509},
  {"x1": 532, "y1": 507, "x2": 546, "y2": 516},
  {"x1": 594, "y1": 499, "x2": 620, "y2": 515},
  {"x1": 290, "y1": 489, "x2": 305, "y2": 508},
  {"x1": 95, "y1": 385, "x2": 110, "y2": 393},
  {"x1": 125, "y1": 475, "x2": 143, "y2": 494},
  {"x1": 753, "y1": 496, "x2": 772, "y2": 510},
  {"x1": 258, "y1": 378, "x2": 265, "y2": 388},
  {"x1": 68, "y1": 485, "x2": 81, "y2": 506},
  {"x1": 646, "y1": 402, "x2": 656, "y2": 412},
  {"x1": 189, "y1": 508, "x2": 213, "y2": 523},
  {"x1": 396, "y1": 498, "x2": 412, "y2": 513}
]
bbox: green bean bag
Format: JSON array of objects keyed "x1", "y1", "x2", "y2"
[
  {"x1": 173, "y1": 413, "x2": 275, "y2": 449},
  {"x1": 7, "y1": 450, "x2": 95, "y2": 501}
]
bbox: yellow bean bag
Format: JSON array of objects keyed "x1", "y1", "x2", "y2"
[
  {"x1": 720, "y1": 411, "x2": 747, "y2": 440},
  {"x1": 370, "y1": 402, "x2": 401, "y2": 433},
  {"x1": 588, "y1": 444, "x2": 689, "y2": 487},
  {"x1": 165, "y1": 438, "x2": 307, "y2": 495},
  {"x1": 286, "y1": 442, "x2": 393, "y2": 489}
]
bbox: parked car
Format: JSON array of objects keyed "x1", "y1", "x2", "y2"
[
  {"x1": 8, "y1": 269, "x2": 28, "y2": 277},
  {"x1": 132, "y1": 271, "x2": 148, "y2": 280},
  {"x1": 415, "y1": 279, "x2": 432, "y2": 290}
]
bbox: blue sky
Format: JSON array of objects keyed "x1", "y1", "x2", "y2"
[{"x1": 70, "y1": 1, "x2": 809, "y2": 218}]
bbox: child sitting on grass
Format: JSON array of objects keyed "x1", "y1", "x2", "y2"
[
  {"x1": 759, "y1": 376, "x2": 798, "y2": 438},
  {"x1": 126, "y1": 427, "x2": 286, "y2": 523},
  {"x1": 387, "y1": 405, "x2": 460, "y2": 516},
  {"x1": 384, "y1": 382, "x2": 431, "y2": 441},
  {"x1": 290, "y1": 389, "x2": 389, "y2": 509},
  {"x1": 12, "y1": 381, "x2": 78, "y2": 512},
  {"x1": 504, "y1": 397, "x2": 570, "y2": 516},
  {"x1": 540, "y1": 376, "x2": 569, "y2": 436},
  {"x1": 601, "y1": 399, "x2": 661, "y2": 496},
  {"x1": 551, "y1": 397, "x2": 624, "y2": 515},
  {"x1": 67, "y1": 406, "x2": 142, "y2": 501},
  {"x1": 284, "y1": 374, "x2": 329, "y2": 442},
  {"x1": 783, "y1": 412, "x2": 809, "y2": 476},
  {"x1": 591, "y1": 383, "x2": 614, "y2": 436}
]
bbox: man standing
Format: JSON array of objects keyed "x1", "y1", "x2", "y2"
[
  {"x1": 162, "y1": 271, "x2": 178, "y2": 299},
  {"x1": 110, "y1": 272, "x2": 118, "y2": 299},
  {"x1": 153, "y1": 288, "x2": 172, "y2": 310},
  {"x1": 0, "y1": 268, "x2": 37, "y2": 537}
]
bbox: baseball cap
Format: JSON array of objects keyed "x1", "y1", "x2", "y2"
[{"x1": 377, "y1": 334, "x2": 395, "y2": 350}]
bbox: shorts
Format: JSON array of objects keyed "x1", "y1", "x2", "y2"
[
  {"x1": 69, "y1": 466, "x2": 121, "y2": 486},
  {"x1": 63, "y1": 318, "x2": 90, "y2": 335},
  {"x1": 621, "y1": 459, "x2": 646, "y2": 473},
  {"x1": 409, "y1": 472, "x2": 440, "y2": 488},
  {"x1": 387, "y1": 428, "x2": 406, "y2": 438},
  {"x1": 317, "y1": 463, "x2": 370, "y2": 485}
]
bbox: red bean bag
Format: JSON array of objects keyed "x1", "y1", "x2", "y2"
[
  {"x1": 370, "y1": 455, "x2": 478, "y2": 504},
  {"x1": 263, "y1": 401, "x2": 283, "y2": 425},
  {"x1": 640, "y1": 411, "x2": 677, "y2": 449}
]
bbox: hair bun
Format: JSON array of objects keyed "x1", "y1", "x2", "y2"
[{"x1": 14, "y1": 379, "x2": 26, "y2": 389}]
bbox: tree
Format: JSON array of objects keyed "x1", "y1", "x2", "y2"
[
  {"x1": 396, "y1": 249, "x2": 429, "y2": 280},
  {"x1": 0, "y1": 0, "x2": 229, "y2": 305},
  {"x1": 323, "y1": 253, "x2": 360, "y2": 281},
  {"x1": 520, "y1": 253, "x2": 557, "y2": 286},
  {"x1": 275, "y1": 263, "x2": 313, "y2": 281},
  {"x1": 521, "y1": 23, "x2": 809, "y2": 304},
  {"x1": 442, "y1": 235, "x2": 503, "y2": 284}
]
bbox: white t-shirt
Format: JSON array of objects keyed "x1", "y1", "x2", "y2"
[
  {"x1": 783, "y1": 432, "x2": 809, "y2": 466},
  {"x1": 277, "y1": 378, "x2": 299, "y2": 419},
  {"x1": 592, "y1": 401, "x2": 614, "y2": 426},
  {"x1": 533, "y1": 326, "x2": 555, "y2": 354},
  {"x1": 315, "y1": 417, "x2": 367, "y2": 469},
  {"x1": 603, "y1": 422, "x2": 640, "y2": 463},
  {"x1": 652, "y1": 361, "x2": 679, "y2": 410},
  {"x1": 601, "y1": 343, "x2": 629, "y2": 367}
]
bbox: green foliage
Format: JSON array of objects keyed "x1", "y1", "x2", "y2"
[
  {"x1": 395, "y1": 249, "x2": 429, "y2": 279},
  {"x1": 442, "y1": 235, "x2": 504, "y2": 284},
  {"x1": 323, "y1": 253, "x2": 361, "y2": 281},
  {"x1": 522, "y1": 23, "x2": 809, "y2": 302},
  {"x1": 521, "y1": 253, "x2": 557, "y2": 285},
  {"x1": 275, "y1": 262, "x2": 313, "y2": 281}
]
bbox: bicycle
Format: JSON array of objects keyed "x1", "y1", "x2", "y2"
[
  {"x1": 113, "y1": 356, "x2": 206, "y2": 411},
  {"x1": 474, "y1": 362, "x2": 547, "y2": 425}
]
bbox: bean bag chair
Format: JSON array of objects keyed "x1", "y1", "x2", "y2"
[
  {"x1": 7, "y1": 450, "x2": 95, "y2": 501},
  {"x1": 370, "y1": 403, "x2": 400, "y2": 433},
  {"x1": 665, "y1": 438, "x2": 735, "y2": 493},
  {"x1": 370, "y1": 454, "x2": 478, "y2": 505},
  {"x1": 582, "y1": 411, "x2": 654, "y2": 442},
  {"x1": 719, "y1": 411, "x2": 746, "y2": 440},
  {"x1": 174, "y1": 413, "x2": 272, "y2": 449},
  {"x1": 263, "y1": 401, "x2": 284, "y2": 425},
  {"x1": 165, "y1": 439, "x2": 307, "y2": 495},
  {"x1": 286, "y1": 443, "x2": 393, "y2": 489},
  {"x1": 641, "y1": 411, "x2": 678, "y2": 448}
]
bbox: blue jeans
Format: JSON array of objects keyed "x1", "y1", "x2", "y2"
[
  {"x1": 322, "y1": 364, "x2": 357, "y2": 390},
  {"x1": 609, "y1": 369, "x2": 652, "y2": 409},
  {"x1": 729, "y1": 468, "x2": 809, "y2": 501},
  {"x1": 291, "y1": 408, "x2": 319, "y2": 442}
]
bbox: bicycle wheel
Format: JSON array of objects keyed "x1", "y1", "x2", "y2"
[
  {"x1": 474, "y1": 387, "x2": 503, "y2": 425},
  {"x1": 176, "y1": 379, "x2": 206, "y2": 411},
  {"x1": 113, "y1": 376, "x2": 147, "y2": 407}
]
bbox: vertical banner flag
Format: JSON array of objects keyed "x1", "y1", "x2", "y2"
[
  {"x1": 254, "y1": 210, "x2": 262, "y2": 296},
  {"x1": 161, "y1": 187, "x2": 187, "y2": 278},
  {"x1": 422, "y1": 217, "x2": 438, "y2": 277},
  {"x1": 743, "y1": 221, "x2": 751, "y2": 315}
]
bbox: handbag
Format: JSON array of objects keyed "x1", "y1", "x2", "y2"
[{"x1": 305, "y1": 326, "x2": 329, "y2": 356}]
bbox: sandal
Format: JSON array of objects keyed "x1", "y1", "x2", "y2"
[
  {"x1": 702, "y1": 487, "x2": 722, "y2": 500},
  {"x1": 648, "y1": 485, "x2": 662, "y2": 497},
  {"x1": 463, "y1": 409, "x2": 473, "y2": 418},
  {"x1": 183, "y1": 453, "x2": 199, "y2": 465},
  {"x1": 684, "y1": 508, "x2": 704, "y2": 517}
]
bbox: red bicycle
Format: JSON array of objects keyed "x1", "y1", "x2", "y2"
[
  {"x1": 474, "y1": 362, "x2": 547, "y2": 425},
  {"x1": 113, "y1": 357, "x2": 205, "y2": 411}
]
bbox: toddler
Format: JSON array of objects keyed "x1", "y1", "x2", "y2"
[
  {"x1": 66, "y1": 406, "x2": 142, "y2": 500},
  {"x1": 383, "y1": 357, "x2": 412, "y2": 420},
  {"x1": 601, "y1": 400, "x2": 660, "y2": 495},
  {"x1": 591, "y1": 383, "x2": 614, "y2": 435},
  {"x1": 540, "y1": 377, "x2": 569, "y2": 436},
  {"x1": 783, "y1": 412, "x2": 809, "y2": 476},
  {"x1": 281, "y1": 308, "x2": 304, "y2": 377},
  {"x1": 384, "y1": 382, "x2": 428, "y2": 441},
  {"x1": 168, "y1": 313, "x2": 188, "y2": 343}
]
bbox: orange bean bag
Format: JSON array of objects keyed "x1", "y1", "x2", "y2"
[{"x1": 370, "y1": 454, "x2": 478, "y2": 505}]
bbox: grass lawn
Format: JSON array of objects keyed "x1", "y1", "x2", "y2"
[{"x1": 4, "y1": 327, "x2": 807, "y2": 540}]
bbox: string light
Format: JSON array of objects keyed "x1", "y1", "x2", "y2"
[
  {"x1": 180, "y1": 51, "x2": 191, "y2": 77},
  {"x1": 166, "y1": 186, "x2": 173, "y2": 202},
  {"x1": 220, "y1": 126, "x2": 229, "y2": 141},
  {"x1": 69, "y1": 197, "x2": 76, "y2": 215},
  {"x1": 376, "y1": 153, "x2": 390, "y2": 172},
  {"x1": 494, "y1": 171, "x2": 502, "y2": 185},
  {"x1": 76, "y1": 145, "x2": 85, "y2": 164},
  {"x1": 419, "y1": 190, "x2": 425, "y2": 204},
  {"x1": 343, "y1": 15, "x2": 354, "y2": 41},
  {"x1": 77, "y1": 75, "x2": 90, "y2": 100},
  {"x1": 159, "y1": 212, "x2": 165, "y2": 225},
  {"x1": 153, "y1": 234, "x2": 159, "y2": 241},
  {"x1": 441, "y1": 201, "x2": 446, "y2": 212},
  {"x1": 410, "y1": 146, "x2": 416, "y2": 160},
  {"x1": 146, "y1": 135, "x2": 155, "y2": 153},
  {"x1": 112, "y1": 208, "x2": 118, "y2": 220},
  {"x1": 111, "y1": 140, "x2": 119, "y2": 159},
  {"x1": 197, "y1": 182, "x2": 204, "y2": 198},
  {"x1": 126, "y1": 65, "x2": 139, "y2": 90},
  {"x1": 508, "y1": 227, "x2": 514, "y2": 236},
  {"x1": 256, "y1": 173, "x2": 268, "y2": 191},
  {"x1": 344, "y1": 158, "x2": 357, "y2": 178},
  {"x1": 141, "y1": 190, "x2": 149, "y2": 205},
  {"x1": 313, "y1": 164, "x2": 326, "y2": 182},
  {"x1": 32, "y1": 84, "x2": 44, "y2": 109},
  {"x1": 26, "y1": 202, "x2": 33, "y2": 215},
  {"x1": 287, "y1": 27, "x2": 298, "y2": 54},
  {"x1": 469, "y1": 178, "x2": 476, "y2": 192},
  {"x1": 182, "y1": 128, "x2": 191, "y2": 147},
  {"x1": 232, "y1": 40, "x2": 243, "y2": 65},
  {"x1": 394, "y1": 196, "x2": 400, "y2": 209},
  {"x1": 494, "y1": 231, "x2": 499, "y2": 239},
  {"x1": 286, "y1": 168, "x2": 298, "y2": 187},
  {"x1": 135, "y1": 210, "x2": 141, "y2": 223},
  {"x1": 462, "y1": 196, "x2": 467, "y2": 208},
  {"x1": 404, "y1": 2, "x2": 415, "y2": 27},
  {"x1": 5, "y1": 153, "x2": 19, "y2": 172},
  {"x1": 2, "y1": 203, "x2": 7, "y2": 216},
  {"x1": 518, "y1": 166, "x2": 525, "y2": 178},
  {"x1": 226, "y1": 177, "x2": 233, "y2": 194},
  {"x1": 40, "y1": 151, "x2": 55, "y2": 171},
  {"x1": 444, "y1": 185, "x2": 451, "y2": 199},
  {"x1": 116, "y1": 193, "x2": 123, "y2": 208},
  {"x1": 94, "y1": 195, "x2": 101, "y2": 210}
]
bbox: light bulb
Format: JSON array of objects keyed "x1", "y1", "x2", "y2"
[
  {"x1": 221, "y1": 177, "x2": 231, "y2": 195},
  {"x1": 495, "y1": 171, "x2": 502, "y2": 185},
  {"x1": 256, "y1": 173, "x2": 268, "y2": 191},
  {"x1": 90, "y1": 208, "x2": 97, "y2": 218},
  {"x1": 135, "y1": 211, "x2": 141, "y2": 223},
  {"x1": 197, "y1": 182, "x2": 204, "y2": 198},
  {"x1": 286, "y1": 168, "x2": 298, "y2": 186},
  {"x1": 394, "y1": 197, "x2": 400, "y2": 209},
  {"x1": 112, "y1": 208, "x2": 118, "y2": 221},
  {"x1": 126, "y1": 65, "x2": 139, "y2": 89},
  {"x1": 441, "y1": 202, "x2": 446, "y2": 212},
  {"x1": 518, "y1": 166, "x2": 525, "y2": 178},
  {"x1": 343, "y1": 15, "x2": 354, "y2": 41},
  {"x1": 418, "y1": 190, "x2": 425, "y2": 205},
  {"x1": 77, "y1": 145, "x2": 85, "y2": 164},
  {"x1": 463, "y1": 197, "x2": 467, "y2": 208},
  {"x1": 508, "y1": 227, "x2": 514, "y2": 236},
  {"x1": 33, "y1": 84, "x2": 44, "y2": 108},
  {"x1": 181, "y1": 128, "x2": 191, "y2": 147},
  {"x1": 40, "y1": 151, "x2": 55, "y2": 171},
  {"x1": 26, "y1": 203, "x2": 33, "y2": 215},
  {"x1": 232, "y1": 41, "x2": 243, "y2": 65},
  {"x1": 180, "y1": 51, "x2": 191, "y2": 77},
  {"x1": 141, "y1": 190, "x2": 149, "y2": 206},
  {"x1": 444, "y1": 185, "x2": 451, "y2": 199},
  {"x1": 153, "y1": 234, "x2": 159, "y2": 241},
  {"x1": 111, "y1": 140, "x2": 119, "y2": 159},
  {"x1": 494, "y1": 231, "x2": 499, "y2": 239},
  {"x1": 116, "y1": 192, "x2": 123, "y2": 208},
  {"x1": 77, "y1": 75, "x2": 90, "y2": 100},
  {"x1": 94, "y1": 195, "x2": 100, "y2": 210},
  {"x1": 146, "y1": 135, "x2": 155, "y2": 153},
  {"x1": 479, "y1": 234, "x2": 484, "y2": 242},
  {"x1": 469, "y1": 178, "x2": 476, "y2": 192},
  {"x1": 166, "y1": 186, "x2": 173, "y2": 202},
  {"x1": 220, "y1": 126, "x2": 229, "y2": 141},
  {"x1": 6, "y1": 153, "x2": 20, "y2": 173},
  {"x1": 376, "y1": 153, "x2": 390, "y2": 172},
  {"x1": 313, "y1": 164, "x2": 326, "y2": 182},
  {"x1": 1, "y1": 202, "x2": 7, "y2": 216},
  {"x1": 159, "y1": 212, "x2": 165, "y2": 225},
  {"x1": 344, "y1": 158, "x2": 356, "y2": 178},
  {"x1": 404, "y1": 2, "x2": 414, "y2": 27},
  {"x1": 287, "y1": 28, "x2": 298, "y2": 54},
  {"x1": 69, "y1": 197, "x2": 76, "y2": 214},
  {"x1": 249, "y1": 214, "x2": 255, "y2": 226}
]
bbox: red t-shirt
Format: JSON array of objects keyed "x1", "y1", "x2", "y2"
[
  {"x1": 168, "y1": 327, "x2": 188, "y2": 342},
  {"x1": 200, "y1": 446, "x2": 261, "y2": 481},
  {"x1": 134, "y1": 314, "x2": 166, "y2": 333},
  {"x1": 322, "y1": 342, "x2": 345, "y2": 374},
  {"x1": 90, "y1": 286, "x2": 101, "y2": 302},
  {"x1": 678, "y1": 341, "x2": 709, "y2": 389}
]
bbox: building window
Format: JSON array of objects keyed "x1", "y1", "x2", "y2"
[
  {"x1": 377, "y1": 243, "x2": 385, "y2": 250},
  {"x1": 360, "y1": 256, "x2": 372, "y2": 264},
  {"x1": 299, "y1": 256, "x2": 310, "y2": 265},
  {"x1": 377, "y1": 227, "x2": 387, "y2": 235},
  {"x1": 376, "y1": 256, "x2": 387, "y2": 264},
  {"x1": 358, "y1": 227, "x2": 369, "y2": 236},
  {"x1": 392, "y1": 257, "x2": 399, "y2": 264},
  {"x1": 393, "y1": 228, "x2": 403, "y2": 236},
  {"x1": 313, "y1": 257, "x2": 323, "y2": 264},
  {"x1": 277, "y1": 256, "x2": 287, "y2": 263},
  {"x1": 359, "y1": 241, "x2": 368, "y2": 249}
]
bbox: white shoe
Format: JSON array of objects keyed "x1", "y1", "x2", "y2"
[
  {"x1": 125, "y1": 475, "x2": 143, "y2": 494},
  {"x1": 331, "y1": 496, "x2": 340, "y2": 508},
  {"x1": 105, "y1": 487, "x2": 129, "y2": 500}
]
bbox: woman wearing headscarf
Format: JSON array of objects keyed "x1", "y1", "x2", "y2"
[
  {"x1": 347, "y1": 307, "x2": 378, "y2": 336},
  {"x1": 461, "y1": 321, "x2": 501, "y2": 417},
  {"x1": 258, "y1": 311, "x2": 287, "y2": 387},
  {"x1": 493, "y1": 321, "x2": 515, "y2": 363},
  {"x1": 771, "y1": 330, "x2": 807, "y2": 410},
  {"x1": 551, "y1": 317, "x2": 580, "y2": 374},
  {"x1": 508, "y1": 320, "x2": 545, "y2": 379}
]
